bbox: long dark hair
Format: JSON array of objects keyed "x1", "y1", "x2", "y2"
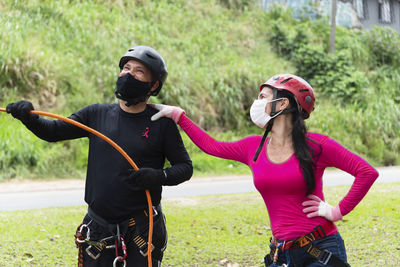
[{"x1": 278, "y1": 90, "x2": 318, "y2": 194}]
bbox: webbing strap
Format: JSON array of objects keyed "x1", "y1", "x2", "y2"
[
  {"x1": 74, "y1": 223, "x2": 85, "y2": 267},
  {"x1": 253, "y1": 128, "x2": 269, "y2": 162},
  {"x1": 131, "y1": 218, "x2": 163, "y2": 260},
  {"x1": 305, "y1": 244, "x2": 350, "y2": 267},
  {"x1": 133, "y1": 237, "x2": 162, "y2": 260}
]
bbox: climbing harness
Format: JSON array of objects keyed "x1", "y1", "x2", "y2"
[
  {"x1": 0, "y1": 107, "x2": 155, "y2": 267},
  {"x1": 74, "y1": 205, "x2": 165, "y2": 267},
  {"x1": 266, "y1": 222, "x2": 350, "y2": 267}
]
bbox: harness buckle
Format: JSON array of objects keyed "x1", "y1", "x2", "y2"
[
  {"x1": 139, "y1": 243, "x2": 155, "y2": 257},
  {"x1": 145, "y1": 206, "x2": 158, "y2": 217},
  {"x1": 298, "y1": 236, "x2": 311, "y2": 247},
  {"x1": 318, "y1": 249, "x2": 332, "y2": 265},
  {"x1": 153, "y1": 206, "x2": 158, "y2": 216},
  {"x1": 86, "y1": 246, "x2": 101, "y2": 260}
]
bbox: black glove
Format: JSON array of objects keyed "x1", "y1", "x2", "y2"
[
  {"x1": 130, "y1": 168, "x2": 165, "y2": 189},
  {"x1": 6, "y1": 100, "x2": 39, "y2": 123}
]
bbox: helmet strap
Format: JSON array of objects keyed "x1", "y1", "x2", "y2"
[
  {"x1": 269, "y1": 89, "x2": 278, "y2": 117},
  {"x1": 124, "y1": 93, "x2": 151, "y2": 107},
  {"x1": 253, "y1": 120, "x2": 273, "y2": 162},
  {"x1": 125, "y1": 96, "x2": 147, "y2": 106}
]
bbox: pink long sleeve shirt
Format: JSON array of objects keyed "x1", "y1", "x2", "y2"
[{"x1": 179, "y1": 114, "x2": 379, "y2": 240}]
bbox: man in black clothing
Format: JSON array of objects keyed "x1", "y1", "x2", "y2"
[{"x1": 6, "y1": 46, "x2": 193, "y2": 266}]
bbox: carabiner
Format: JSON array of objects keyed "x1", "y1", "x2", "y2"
[
  {"x1": 76, "y1": 223, "x2": 91, "y2": 244},
  {"x1": 113, "y1": 256, "x2": 126, "y2": 267}
]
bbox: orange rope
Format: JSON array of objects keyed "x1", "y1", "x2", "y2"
[{"x1": 0, "y1": 107, "x2": 153, "y2": 266}]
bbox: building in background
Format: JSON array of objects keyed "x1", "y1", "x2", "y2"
[{"x1": 260, "y1": 0, "x2": 400, "y2": 33}]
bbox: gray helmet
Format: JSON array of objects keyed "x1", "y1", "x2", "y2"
[{"x1": 119, "y1": 45, "x2": 168, "y2": 96}]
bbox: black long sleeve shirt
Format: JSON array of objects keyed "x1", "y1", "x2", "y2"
[{"x1": 24, "y1": 104, "x2": 193, "y2": 222}]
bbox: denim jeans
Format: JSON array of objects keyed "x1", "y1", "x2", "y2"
[{"x1": 265, "y1": 233, "x2": 348, "y2": 267}]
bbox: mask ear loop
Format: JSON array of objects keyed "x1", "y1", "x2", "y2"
[{"x1": 149, "y1": 80, "x2": 161, "y2": 96}]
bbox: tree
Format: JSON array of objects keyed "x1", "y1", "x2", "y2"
[
  {"x1": 329, "y1": 0, "x2": 359, "y2": 54},
  {"x1": 329, "y1": 0, "x2": 337, "y2": 53}
]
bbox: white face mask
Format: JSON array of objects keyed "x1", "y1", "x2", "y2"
[{"x1": 250, "y1": 98, "x2": 283, "y2": 128}]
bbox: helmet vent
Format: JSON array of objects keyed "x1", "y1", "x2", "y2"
[
  {"x1": 280, "y1": 77, "x2": 293, "y2": 84},
  {"x1": 128, "y1": 49, "x2": 134, "y2": 52},
  {"x1": 299, "y1": 89, "x2": 309, "y2": 92},
  {"x1": 146, "y1": 53, "x2": 156, "y2": 59}
]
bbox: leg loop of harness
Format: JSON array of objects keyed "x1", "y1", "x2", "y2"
[
  {"x1": 306, "y1": 244, "x2": 332, "y2": 265},
  {"x1": 130, "y1": 204, "x2": 165, "y2": 261},
  {"x1": 135, "y1": 237, "x2": 155, "y2": 257},
  {"x1": 304, "y1": 244, "x2": 350, "y2": 267}
]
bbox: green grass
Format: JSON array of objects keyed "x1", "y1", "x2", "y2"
[{"x1": 0, "y1": 183, "x2": 399, "y2": 266}]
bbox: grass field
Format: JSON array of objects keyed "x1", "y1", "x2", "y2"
[{"x1": 0, "y1": 182, "x2": 399, "y2": 266}]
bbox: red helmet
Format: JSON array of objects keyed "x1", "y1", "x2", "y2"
[{"x1": 260, "y1": 74, "x2": 315, "y2": 119}]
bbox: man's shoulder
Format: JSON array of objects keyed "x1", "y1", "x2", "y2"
[
  {"x1": 146, "y1": 104, "x2": 159, "y2": 116},
  {"x1": 73, "y1": 103, "x2": 118, "y2": 120},
  {"x1": 82, "y1": 103, "x2": 118, "y2": 113},
  {"x1": 146, "y1": 105, "x2": 176, "y2": 124}
]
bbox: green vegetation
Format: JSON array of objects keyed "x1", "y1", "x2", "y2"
[
  {"x1": 0, "y1": 183, "x2": 399, "y2": 266},
  {"x1": 267, "y1": 5, "x2": 400, "y2": 168},
  {"x1": 0, "y1": 0, "x2": 399, "y2": 181}
]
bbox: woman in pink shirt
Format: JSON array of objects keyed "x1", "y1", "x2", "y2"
[{"x1": 151, "y1": 74, "x2": 378, "y2": 267}]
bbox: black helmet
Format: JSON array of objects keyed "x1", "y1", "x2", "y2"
[{"x1": 119, "y1": 46, "x2": 168, "y2": 96}]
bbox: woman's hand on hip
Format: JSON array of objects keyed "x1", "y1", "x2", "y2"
[{"x1": 302, "y1": 194, "x2": 343, "y2": 222}]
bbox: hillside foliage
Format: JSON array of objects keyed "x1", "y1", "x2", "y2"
[{"x1": 0, "y1": 0, "x2": 399, "y2": 180}]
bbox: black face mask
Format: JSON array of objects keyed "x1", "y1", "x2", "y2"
[{"x1": 115, "y1": 73, "x2": 154, "y2": 106}]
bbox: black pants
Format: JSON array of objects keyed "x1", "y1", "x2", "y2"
[{"x1": 79, "y1": 207, "x2": 168, "y2": 267}]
